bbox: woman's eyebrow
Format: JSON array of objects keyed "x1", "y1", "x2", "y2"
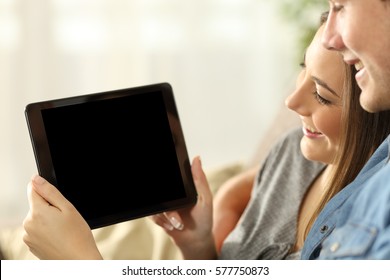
[
  {"x1": 311, "y1": 75, "x2": 339, "y2": 97},
  {"x1": 300, "y1": 51, "x2": 307, "y2": 67}
]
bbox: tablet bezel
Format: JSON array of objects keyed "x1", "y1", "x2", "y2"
[{"x1": 25, "y1": 83, "x2": 197, "y2": 229}]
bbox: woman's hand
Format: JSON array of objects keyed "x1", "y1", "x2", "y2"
[
  {"x1": 150, "y1": 156, "x2": 217, "y2": 259},
  {"x1": 23, "y1": 175, "x2": 103, "y2": 259}
]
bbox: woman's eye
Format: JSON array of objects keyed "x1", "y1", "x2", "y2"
[{"x1": 313, "y1": 91, "x2": 331, "y2": 105}]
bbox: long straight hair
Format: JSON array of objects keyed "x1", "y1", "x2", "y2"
[{"x1": 304, "y1": 12, "x2": 390, "y2": 240}]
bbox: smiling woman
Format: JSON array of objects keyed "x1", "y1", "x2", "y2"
[{"x1": 285, "y1": 25, "x2": 345, "y2": 166}]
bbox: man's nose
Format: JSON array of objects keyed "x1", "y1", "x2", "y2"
[{"x1": 322, "y1": 12, "x2": 345, "y2": 51}]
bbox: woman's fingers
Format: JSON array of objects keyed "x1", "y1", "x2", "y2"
[
  {"x1": 29, "y1": 175, "x2": 71, "y2": 211},
  {"x1": 163, "y1": 212, "x2": 184, "y2": 230},
  {"x1": 150, "y1": 212, "x2": 184, "y2": 231},
  {"x1": 191, "y1": 156, "x2": 213, "y2": 207}
]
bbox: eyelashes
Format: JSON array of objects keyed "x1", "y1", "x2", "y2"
[
  {"x1": 297, "y1": 64, "x2": 333, "y2": 106},
  {"x1": 313, "y1": 91, "x2": 331, "y2": 105}
]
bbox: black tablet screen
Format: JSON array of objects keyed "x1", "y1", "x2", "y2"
[{"x1": 41, "y1": 91, "x2": 185, "y2": 223}]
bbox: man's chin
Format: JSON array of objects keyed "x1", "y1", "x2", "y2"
[{"x1": 359, "y1": 90, "x2": 390, "y2": 113}]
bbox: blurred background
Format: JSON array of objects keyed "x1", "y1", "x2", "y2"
[{"x1": 0, "y1": 0, "x2": 326, "y2": 228}]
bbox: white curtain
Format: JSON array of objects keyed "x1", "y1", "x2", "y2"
[{"x1": 0, "y1": 0, "x2": 300, "y2": 227}]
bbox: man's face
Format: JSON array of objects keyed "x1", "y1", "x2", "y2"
[{"x1": 322, "y1": 0, "x2": 390, "y2": 112}]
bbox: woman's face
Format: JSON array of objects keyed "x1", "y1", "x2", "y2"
[{"x1": 285, "y1": 26, "x2": 346, "y2": 165}]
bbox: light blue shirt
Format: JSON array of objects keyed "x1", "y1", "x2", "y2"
[{"x1": 301, "y1": 135, "x2": 390, "y2": 259}]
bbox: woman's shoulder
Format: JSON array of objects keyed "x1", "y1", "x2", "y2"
[{"x1": 269, "y1": 126, "x2": 304, "y2": 155}]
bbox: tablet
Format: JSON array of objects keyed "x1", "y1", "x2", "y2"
[{"x1": 25, "y1": 83, "x2": 197, "y2": 229}]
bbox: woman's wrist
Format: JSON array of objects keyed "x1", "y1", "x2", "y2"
[{"x1": 180, "y1": 235, "x2": 217, "y2": 260}]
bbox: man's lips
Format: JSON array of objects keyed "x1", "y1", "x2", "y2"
[
  {"x1": 354, "y1": 61, "x2": 366, "y2": 82},
  {"x1": 344, "y1": 58, "x2": 366, "y2": 83}
]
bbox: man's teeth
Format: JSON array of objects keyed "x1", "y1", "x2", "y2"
[{"x1": 355, "y1": 61, "x2": 364, "y2": 71}]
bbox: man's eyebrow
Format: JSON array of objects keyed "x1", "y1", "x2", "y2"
[{"x1": 311, "y1": 76, "x2": 339, "y2": 97}]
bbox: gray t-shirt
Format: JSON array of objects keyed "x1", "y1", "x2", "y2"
[{"x1": 219, "y1": 127, "x2": 325, "y2": 260}]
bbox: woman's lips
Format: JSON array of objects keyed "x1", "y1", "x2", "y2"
[{"x1": 302, "y1": 127, "x2": 323, "y2": 139}]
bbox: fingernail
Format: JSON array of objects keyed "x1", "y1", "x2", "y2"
[
  {"x1": 170, "y1": 216, "x2": 184, "y2": 230},
  {"x1": 32, "y1": 174, "x2": 46, "y2": 185},
  {"x1": 163, "y1": 223, "x2": 174, "y2": 231}
]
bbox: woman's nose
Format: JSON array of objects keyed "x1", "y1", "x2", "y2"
[{"x1": 285, "y1": 86, "x2": 311, "y2": 116}]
